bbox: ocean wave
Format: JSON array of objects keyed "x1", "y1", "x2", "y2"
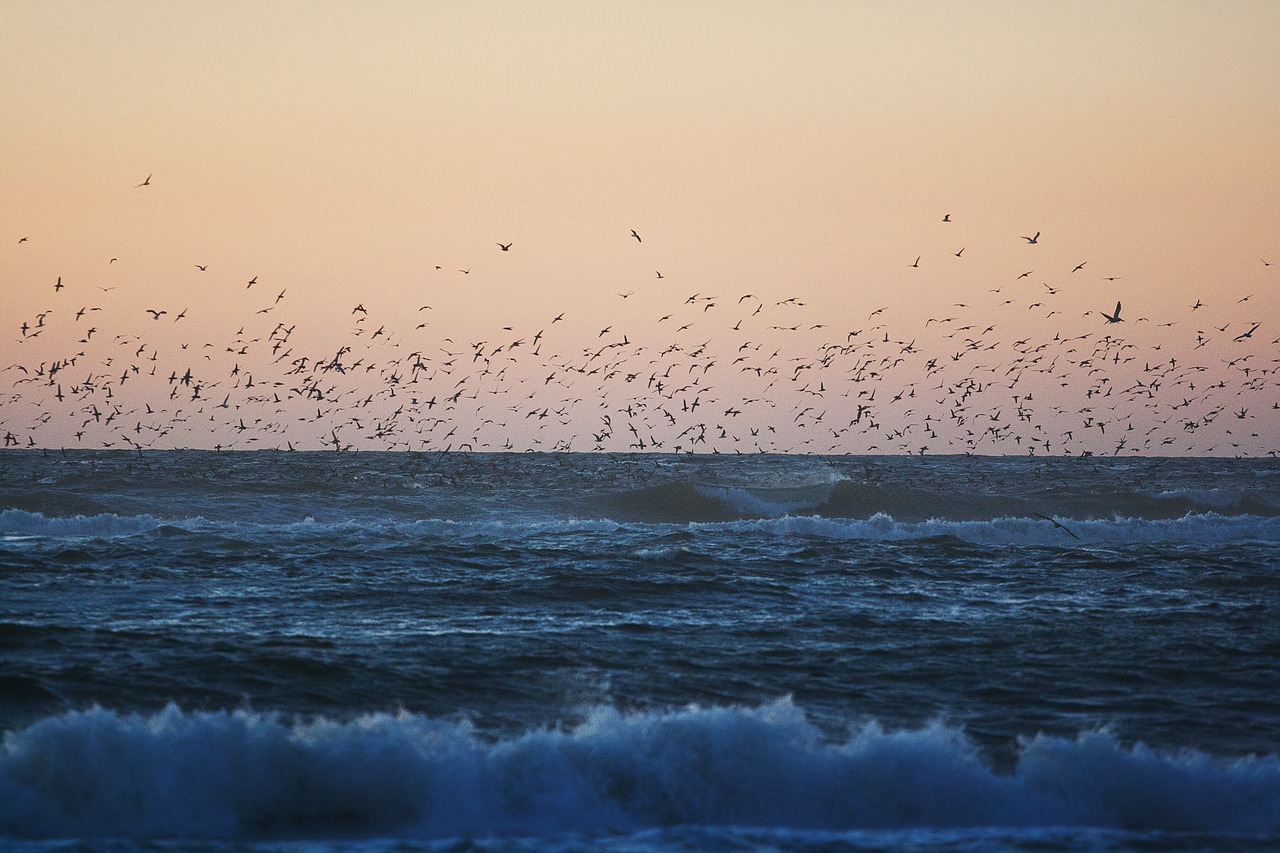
[
  {"x1": 597, "y1": 476, "x2": 1280, "y2": 524},
  {"x1": 0, "y1": 509, "x2": 628, "y2": 545},
  {"x1": 1151, "y1": 487, "x2": 1280, "y2": 515},
  {"x1": 710, "y1": 511, "x2": 1280, "y2": 546},
  {"x1": 1, "y1": 699, "x2": 1276, "y2": 840},
  {"x1": 0, "y1": 510, "x2": 160, "y2": 540},
  {"x1": 4, "y1": 507, "x2": 1278, "y2": 548}
]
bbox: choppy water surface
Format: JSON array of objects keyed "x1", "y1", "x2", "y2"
[{"x1": 1, "y1": 451, "x2": 1278, "y2": 851}]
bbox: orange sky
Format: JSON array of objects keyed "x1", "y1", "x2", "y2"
[{"x1": 2, "y1": 1, "x2": 1278, "y2": 453}]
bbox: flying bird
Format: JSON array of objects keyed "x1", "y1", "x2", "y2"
[
  {"x1": 1101, "y1": 302, "x2": 1123, "y2": 323},
  {"x1": 1233, "y1": 323, "x2": 1260, "y2": 342},
  {"x1": 1022, "y1": 231, "x2": 1040, "y2": 244},
  {"x1": 136, "y1": 174, "x2": 151, "y2": 187},
  {"x1": 1033, "y1": 512, "x2": 1080, "y2": 540},
  {"x1": 497, "y1": 243, "x2": 512, "y2": 251},
  {"x1": 630, "y1": 230, "x2": 642, "y2": 243}
]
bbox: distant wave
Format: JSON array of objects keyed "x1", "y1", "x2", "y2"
[
  {"x1": 1, "y1": 699, "x2": 1276, "y2": 840},
  {"x1": 4, "y1": 508, "x2": 1280, "y2": 548},
  {"x1": 714, "y1": 511, "x2": 1280, "y2": 546},
  {"x1": 598, "y1": 477, "x2": 1280, "y2": 524}
]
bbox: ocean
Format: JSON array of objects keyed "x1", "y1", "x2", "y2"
[{"x1": 1, "y1": 450, "x2": 1277, "y2": 852}]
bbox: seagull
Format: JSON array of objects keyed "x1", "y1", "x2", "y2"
[
  {"x1": 136, "y1": 174, "x2": 151, "y2": 187},
  {"x1": 656, "y1": 271, "x2": 664, "y2": 279},
  {"x1": 630, "y1": 229, "x2": 642, "y2": 243},
  {"x1": 1071, "y1": 261, "x2": 1087, "y2": 273},
  {"x1": 942, "y1": 213, "x2": 951, "y2": 222},
  {"x1": 910, "y1": 256, "x2": 920, "y2": 268},
  {"x1": 1233, "y1": 323, "x2": 1260, "y2": 342},
  {"x1": 194, "y1": 264, "x2": 208, "y2": 271},
  {"x1": 497, "y1": 242, "x2": 512, "y2": 251},
  {"x1": 146, "y1": 309, "x2": 167, "y2": 319},
  {"x1": 1033, "y1": 512, "x2": 1080, "y2": 540},
  {"x1": 1101, "y1": 302, "x2": 1123, "y2": 323},
  {"x1": 1022, "y1": 231, "x2": 1040, "y2": 244}
]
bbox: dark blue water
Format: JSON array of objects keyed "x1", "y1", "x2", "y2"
[{"x1": 2, "y1": 451, "x2": 1278, "y2": 851}]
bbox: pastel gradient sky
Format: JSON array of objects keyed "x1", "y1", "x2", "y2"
[{"x1": 3, "y1": 1, "x2": 1278, "y2": 453}]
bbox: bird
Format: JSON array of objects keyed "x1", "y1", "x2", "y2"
[
  {"x1": 194, "y1": 264, "x2": 208, "y2": 271},
  {"x1": 145, "y1": 309, "x2": 167, "y2": 319},
  {"x1": 497, "y1": 243, "x2": 512, "y2": 251},
  {"x1": 1071, "y1": 261, "x2": 1087, "y2": 273},
  {"x1": 1033, "y1": 512, "x2": 1080, "y2": 540},
  {"x1": 135, "y1": 174, "x2": 151, "y2": 187},
  {"x1": 656, "y1": 271, "x2": 664, "y2": 279},
  {"x1": 18, "y1": 237, "x2": 28, "y2": 244},
  {"x1": 1233, "y1": 323, "x2": 1260, "y2": 342},
  {"x1": 942, "y1": 214, "x2": 951, "y2": 222},
  {"x1": 910, "y1": 256, "x2": 920, "y2": 268},
  {"x1": 1022, "y1": 231, "x2": 1040, "y2": 244},
  {"x1": 1101, "y1": 302, "x2": 1123, "y2": 323},
  {"x1": 630, "y1": 230, "x2": 642, "y2": 243}
]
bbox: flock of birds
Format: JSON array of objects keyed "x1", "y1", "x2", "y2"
[{"x1": 4, "y1": 177, "x2": 1278, "y2": 457}]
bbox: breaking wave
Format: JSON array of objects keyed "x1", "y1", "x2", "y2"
[
  {"x1": 4, "y1": 508, "x2": 1279, "y2": 548},
  {"x1": 1, "y1": 700, "x2": 1277, "y2": 840}
]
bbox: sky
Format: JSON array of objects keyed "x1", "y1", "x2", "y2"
[{"x1": 2, "y1": 1, "x2": 1278, "y2": 454}]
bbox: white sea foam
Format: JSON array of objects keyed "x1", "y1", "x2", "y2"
[{"x1": 1, "y1": 699, "x2": 1276, "y2": 839}]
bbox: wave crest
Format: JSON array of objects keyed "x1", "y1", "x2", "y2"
[
  {"x1": 2, "y1": 700, "x2": 1277, "y2": 839},
  {"x1": 0, "y1": 509, "x2": 159, "y2": 540}
]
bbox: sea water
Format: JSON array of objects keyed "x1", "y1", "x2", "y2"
[{"x1": 1, "y1": 450, "x2": 1278, "y2": 851}]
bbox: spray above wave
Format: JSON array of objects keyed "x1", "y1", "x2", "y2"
[{"x1": 1, "y1": 699, "x2": 1277, "y2": 840}]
